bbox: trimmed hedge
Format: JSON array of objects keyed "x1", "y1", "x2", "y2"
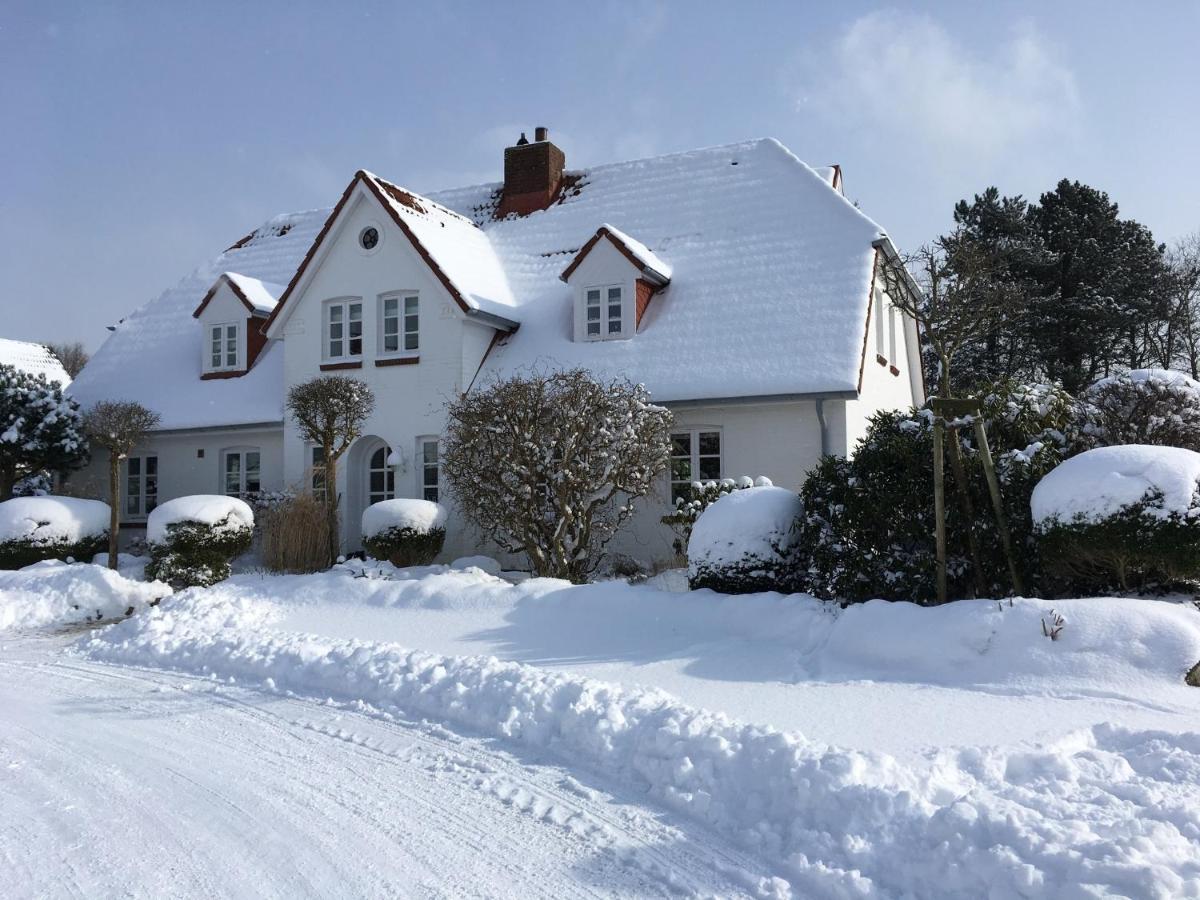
[
  {"x1": 363, "y1": 525, "x2": 446, "y2": 568},
  {"x1": 146, "y1": 513, "x2": 253, "y2": 588},
  {"x1": 0, "y1": 533, "x2": 107, "y2": 570}
]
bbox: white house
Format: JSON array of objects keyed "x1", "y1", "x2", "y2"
[
  {"x1": 1, "y1": 338, "x2": 72, "y2": 386},
  {"x1": 68, "y1": 132, "x2": 924, "y2": 563}
]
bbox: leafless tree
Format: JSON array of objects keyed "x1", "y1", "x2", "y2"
[
  {"x1": 46, "y1": 342, "x2": 90, "y2": 379},
  {"x1": 286, "y1": 376, "x2": 375, "y2": 565},
  {"x1": 1149, "y1": 233, "x2": 1200, "y2": 377},
  {"x1": 441, "y1": 369, "x2": 673, "y2": 583},
  {"x1": 84, "y1": 400, "x2": 160, "y2": 569}
]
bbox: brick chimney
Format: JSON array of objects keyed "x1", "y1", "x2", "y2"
[{"x1": 497, "y1": 126, "x2": 564, "y2": 218}]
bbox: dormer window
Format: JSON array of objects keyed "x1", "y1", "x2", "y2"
[
  {"x1": 560, "y1": 224, "x2": 670, "y2": 344},
  {"x1": 208, "y1": 322, "x2": 240, "y2": 372},
  {"x1": 584, "y1": 285, "x2": 624, "y2": 340}
]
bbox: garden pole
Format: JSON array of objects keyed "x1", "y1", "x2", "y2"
[
  {"x1": 972, "y1": 418, "x2": 1025, "y2": 596},
  {"x1": 933, "y1": 415, "x2": 947, "y2": 605}
]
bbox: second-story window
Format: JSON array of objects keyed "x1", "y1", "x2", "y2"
[
  {"x1": 583, "y1": 285, "x2": 624, "y2": 340},
  {"x1": 209, "y1": 323, "x2": 240, "y2": 371},
  {"x1": 325, "y1": 299, "x2": 363, "y2": 359},
  {"x1": 380, "y1": 294, "x2": 419, "y2": 355}
]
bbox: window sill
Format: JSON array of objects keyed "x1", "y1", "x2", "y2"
[
  {"x1": 201, "y1": 369, "x2": 247, "y2": 380},
  {"x1": 375, "y1": 356, "x2": 419, "y2": 367},
  {"x1": 890, "y1": 365, "x2": 900, "y2": 377},
  {"x1": 876, "y1": 354, "x2": 887, "y2": 367},
  {"x1": 320, "y1": 360, "x2": 363, "y2": 371},
  {"x1": 120, "y1": 521, "x2": 148, "y2": 529}
]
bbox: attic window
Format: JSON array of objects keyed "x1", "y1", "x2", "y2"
[
  {"x1": 582, "y1": 285, "x2": 626, "y2": 340},
  {"x1": 359, "y1": 227, "x2": 379, "y2": 250},
  {"x1": 207, "y1": 323, "x2": 240, "y2": 372}
]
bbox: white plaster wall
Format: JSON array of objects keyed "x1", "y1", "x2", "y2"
[
  {"x1": 841, "y1": 277, "x2": 921, "y2": 454},
  {"x1": 274, "y1": 187, "x2": 499, "y2": 555}
]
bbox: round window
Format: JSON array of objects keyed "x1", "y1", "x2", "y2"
[{"x1": 359, "y1": 226, "x2": 380, "y2": 250}]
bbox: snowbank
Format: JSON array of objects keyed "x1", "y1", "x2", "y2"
[
  {"x1": 0, "y1": 496, "x2": 109, "y2": 545},
  {"x1": 362, "y1": 498, "x2": 447, "y2": 538},
  {"x1": 1032, "y1": 444, "x2": 1200, "y2": 524},
  {"x1": 82, "y1": 584, "x2": 1200, "y2": 897},
  {"x1": 0, "y1": 562, "x2": 170, "y2": 631},
  {"x1": 147, "y1": 495, "x2": 254, "y2": 544}
]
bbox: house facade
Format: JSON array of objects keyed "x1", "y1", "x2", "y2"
[{"x1": 68, "y1": 132, "x2": 924, "y2": 564}]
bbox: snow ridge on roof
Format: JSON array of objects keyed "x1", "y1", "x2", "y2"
[
  {"x1": 224, "y1": 273, "x2": 285, "y2": 315},
  {"x1": 0, "y1": 338, "x2": 71, "y2": 386}
]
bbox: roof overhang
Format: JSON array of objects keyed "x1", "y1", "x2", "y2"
[
  {"x1": 560, "y1": 226, "x2": 671, "y2": 286},
  {"x1": 193, "y1": 273, "x2": 272, "y2": 319}
]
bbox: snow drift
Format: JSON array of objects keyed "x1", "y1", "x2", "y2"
[
  {"x1": 0, "y1": 561, "x2": 170, "y2": 631},
  {"x1": 82, "y1": 578, "x2": 1200, "y2": 897}
]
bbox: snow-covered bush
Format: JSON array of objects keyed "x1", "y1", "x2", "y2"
[
  {"x1": 0, "y1": 496, "x2": 110, "y2": 569},
  {"x1": 687, "y1": 485, "x2": 803, "y2": 594},
  {"x1": 0, "y1": 363, "x2": 89, "y2": 500},
  {"x1": 661, "y1": 475, "x2": 772, "y2": 558},
  {"x1": 145, "y1": 495, "x2": 254, "y2": 588},
  {"x1": 260, "y1": 492, "x2": 330, "y2": 574},
  {"x1": 1079, "y1": 368, "x2": 1200, "y2": 451},
  {"x1": 362, "y1": 499, "x2": 447, "y2": 568},
  {"x1": 1033, "y1": 445, "x2": 1200, "y2": 592},
  {"x1": 442, "y1": 369, "x2": 672, "y2": 583},
  {"x1": 798, "y1": 382, "x2": 1074, "y2": 604}
]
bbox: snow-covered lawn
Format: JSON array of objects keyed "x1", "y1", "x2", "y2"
[{"x1": 4, "y1": 560, "x2": 1200, "y2": 897}]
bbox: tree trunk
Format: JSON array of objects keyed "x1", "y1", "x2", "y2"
[
  {"x1": 0, "y1": 464, "x2": 14, "y2": 502},
  {"x1": 938, "y1": 366, "x2": 985, "y2": 598},
  {"x1": 107, "y1": 457, "x2": 120, "y2": 570},
  {"x1": 324, "y1": 448, "x2": 339, "y2": 567}
]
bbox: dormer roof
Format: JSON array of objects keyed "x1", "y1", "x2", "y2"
[
  {"x1": 193, "y1": 272, "x2": 285, "y2": 319},
  {"x1": 560, "y1": 224, "x2": 672, "y2": 286}
]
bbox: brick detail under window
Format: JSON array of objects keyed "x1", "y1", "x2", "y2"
[
  {"x1": 876, "y1": 354, "x2": 887, "y2": 366},
  {"x1": 375, "y1": 356, "x2": 419, "y2": 367},
  {"x1": 320, "y1": 361, "x2": 362, "y2": 371},
  {"x1": 890, "y1": 365, "x2": 900, "y2": 376}
]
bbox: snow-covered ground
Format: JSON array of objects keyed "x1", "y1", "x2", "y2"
[{"x1": 4, "y1": 560, "x2": 1200, "y2": 896}]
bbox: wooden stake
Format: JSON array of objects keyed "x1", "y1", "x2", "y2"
[
  {"x1": 973, "y1": 418, "x2": 1025, "y2": 596},
  {"x1": 933, "y1": 415, "x2": 947, "y2": 605}
]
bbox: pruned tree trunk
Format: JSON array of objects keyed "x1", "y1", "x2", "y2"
[
  {"x1": 107, "y1": 456, "x2": 120, "y2": 570},
  {"x1": 0, "y1": 465, "x2": 14, "y2": 502},
  {"x1": 325, "y1": 448, "x2": 339, "y2": 565}
]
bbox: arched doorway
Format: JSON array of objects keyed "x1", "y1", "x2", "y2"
[{"x1": 345, "y1": 435, "x2": 394, "y2": 550}]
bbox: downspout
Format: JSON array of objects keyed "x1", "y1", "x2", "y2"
[{"x1": 816, "y1": 398, "x2": 831, "y2": 457}]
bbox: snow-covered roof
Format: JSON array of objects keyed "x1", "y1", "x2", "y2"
[
  {"x1": 193, "y1": 272, "x2": 285, "y2": 319},
  {"x1": 561, "y1": 224, "x2": 672, "y2": 284},
  {"x1": 431, "y1": 138, "x2": 883, "y2": 400},
  {"x1": 0, "y1": 338, "x2": 71, "y2": 386},
  {"x1": 69, "y1": 210, "x2": 328, "y2": 429},
  {"x1": 70, "y1": 137, "x2": 887, "y2": 429}
]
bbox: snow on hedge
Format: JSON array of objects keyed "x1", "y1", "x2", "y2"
[
  {"x1": 0, "y1": 562, "x2": 170, "y2": 631},
  {"x1": 82, "y1": 585, "x2": 1200, "y2": 897},
  {"x1": 1090, "y1": 367, "x2": 1200, "y2": 394},
  {"x1": 362, "y1": 498, "x2": 447, "y2": 539},
  {"x1": 147, "y1": 495, "x2": 254, "y2": 544},
  {"x1": 688, "y1": 485, "x2": 802, "y2": 570},
  {"x1": 1032, "y1": 444, "x2": 1200, "y2": 525},
  {"x1": 0, "y1": 496, "x2": 110, "y2": 545}
]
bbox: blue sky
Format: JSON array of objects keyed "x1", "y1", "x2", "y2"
[{"x1": 3, "y1": 1, "x2": 1198, "y2": 350}]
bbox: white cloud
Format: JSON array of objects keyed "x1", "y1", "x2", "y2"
[{"x1": 800, "y1": 11, "x2": 1079, "y2": 157}]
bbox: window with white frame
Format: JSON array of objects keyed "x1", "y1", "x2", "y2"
[
  {"x1": 124, "y1": 455, "x2": 158, "y2": 518},
  {"x1": 583, "y1": 285, "x2": 625, "y2": 340},
  {"x1": 380, "y1": 293, "x2": 419, "y2": 355},
  {"x1": 419, "y1": 437, "x2": 439, "y2": 502},
  {"x1": 324, "y1": 298, "x2": 363, "y2": 359},
  {"x1": 367, "y1": 444, "x2": 396, "y2": 505},
  {"x1": 888, "y1": 304, "x2": 898, "y2": 367},
  {"x1": 207, "y1": 322, "x2": 240, "y2": 371},
  {"x1": 875, "y1": 291, "x2": 886, "y2": 360},
  {"x1": 222, "y1": 448, "x2": 261, "y2": 498},
  {"x1": 669, "y1": 429, "x2": 721, "y2": 504},
  {"x1": 309, "y1": 445, "x2": 326, "y2": 502}
]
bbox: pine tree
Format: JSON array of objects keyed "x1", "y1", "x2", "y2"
[{"x1": 0, "y1": 363, "x2": 89, "y2": 499}]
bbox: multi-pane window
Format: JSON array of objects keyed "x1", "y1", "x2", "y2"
[
  {"x1": 669, "y1": 430, "x2": 721, "y2": 503},
  {"x1": 888, "y1": 304, "x2": 898, "y2": 367},
  {"x1": 209, "y1": 323, "x2": 239, "y2": 370},
  {"x1": 325, "y1": 299, "x2": 363, "y2": 359},
  {"x1": 125, "y1": 455, "x2": 158, "y2": 518},
  {"x1": 381, "y1": 294, "x2": 419, "y2": 355},
  {"x1": 310, "y1": 446, "x2": 326, "y2": 502},
  {"x1": 368, "y1": 445, "x2": 395, "y2": 505},
  {"x1": 223, "y1": 449, "x2": 261, "y2": 498},
  {"x1": 875, "y1": 291, "x2": 886, "y2": 359},
  {"x1": 420, "y1": 438, "x2": 439, "y2": 502},
  {"x1": 584, "y1": 285, "x2": 623, "y2": 339}
]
